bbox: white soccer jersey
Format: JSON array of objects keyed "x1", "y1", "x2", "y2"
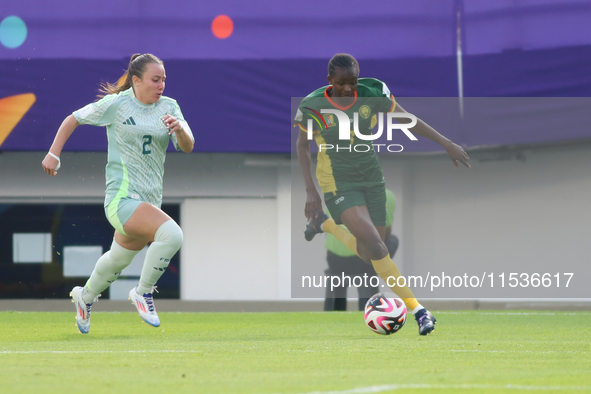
[{"x1": 73, "y1": 88, "x2": 194, "y2": 208}]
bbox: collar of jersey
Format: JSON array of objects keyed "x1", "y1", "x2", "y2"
[
  {"x1": 324, "y1": 87, "x2": 357, "y2": 111},
  {"x1": 128, "y1": 88, "x2": 156, "y2": 108}
]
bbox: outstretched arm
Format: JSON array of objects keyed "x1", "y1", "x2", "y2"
[
  {"x1": 42, "y1": 114, "x2": 80, "y2": 176},
  {"x1": 296, "y1": 129, "x2": 323, "y2": 221},
  {"x1": 395, "y1": 103, "x2": 470, "y2": 168}
]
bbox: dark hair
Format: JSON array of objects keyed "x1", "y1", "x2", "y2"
[
  {"x1": 328, "y1": 53, "x2": 359, "y2": 76},
  {"x1": 98, "y1": 53, "x2": 163, "y2": 98}
]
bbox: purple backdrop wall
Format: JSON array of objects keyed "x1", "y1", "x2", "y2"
[{"x1": 1, "y1": 0, "x2": 590, "y2": 153}]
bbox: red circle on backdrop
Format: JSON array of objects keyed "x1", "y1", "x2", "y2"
[{"x1": 212, "y1": 15, "x2": 233, "y2": 39}]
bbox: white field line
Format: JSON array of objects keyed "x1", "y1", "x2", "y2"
[
  {"x1": 291, "y1": 383, "x2": 591, "y2": 393},
  {"x1": 0, "y1": 350, "x2": 199, "y2": 354},
  {"x1": 437, "y1": 311, "x2": 591, "y2": 315},
  {"x1": 1, "y1": 349, "x2": 588, "y2": 355}
]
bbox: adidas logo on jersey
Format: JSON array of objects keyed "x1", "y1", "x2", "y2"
[{"x1": 122, "y1": 117, "x2": 136, "y2": 125}]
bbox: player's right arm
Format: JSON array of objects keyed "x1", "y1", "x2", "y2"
[
  {"x1": 42, "y1": 115, "x2": 80, "y2": 176},
  {"x1": 296, "y1": 127, "x2": 322, "y2": 221},
  {"x1": 43, "y1": 95, "x2": 117, "y2": 176}
]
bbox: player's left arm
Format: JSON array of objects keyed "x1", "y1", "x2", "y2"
[
  {"x1": 394, "y1": 103, "x2": 470, "y2": 168},
  {"x1": 164, "y1": 103, "x2": 194, "y2": 153}
]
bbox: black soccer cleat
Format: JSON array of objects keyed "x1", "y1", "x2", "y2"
[
  {"x1": 304, "y1": 209, "x2": 329, "y2": 241},
  {"x1": 415, "y1": 309, "x2": 437, "y2": 336}
]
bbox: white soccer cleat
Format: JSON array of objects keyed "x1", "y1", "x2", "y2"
[
  {"x1": 70, "y1": 286, "x2": 94, "y2": 334},
  {"x1": 129, "y1": 287, "x2": 160, "y2": 327}
]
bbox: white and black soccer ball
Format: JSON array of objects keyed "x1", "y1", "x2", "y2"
[{"x1": 364, "y1": 293, "x2": 407, "y2": 335}]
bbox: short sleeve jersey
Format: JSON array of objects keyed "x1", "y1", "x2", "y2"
[
  {"x1": 325, "y1": 189, "x2": 396, "y2": 257},
  {"x1": 294, "y1": 78, "x2": 396, "y2": 194},
  {"x1": 73, "y1": 88, "x2": 194, "y2": 208}
]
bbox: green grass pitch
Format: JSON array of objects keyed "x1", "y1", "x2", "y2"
[{"x1": 0, "y1": 310, "x2": 590, "y2": 393}]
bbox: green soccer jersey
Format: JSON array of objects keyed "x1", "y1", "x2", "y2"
[
  {"x1": 73, "y1": 88, "x2": 194, "y2": 208},
  {"x1": 324, "y1": 189, "x2": 396, "y2": 257},
  {"x1": 295, "y1": 78, "x2": 396, "y2": 193}
]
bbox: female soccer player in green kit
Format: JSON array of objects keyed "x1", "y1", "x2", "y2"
[
  {"x1": 42, "y1": 54, "x2": 194, "y2": 333},
  {"x1": 295, "y1": 53, "x2": 470, "y2": 335}
]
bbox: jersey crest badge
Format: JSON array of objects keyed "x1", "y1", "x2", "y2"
[{"x1": 359, "y1": 105, "x2": 371, "y2": 119}]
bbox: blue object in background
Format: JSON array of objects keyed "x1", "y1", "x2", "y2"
[{"x1": 0, "y1": 16, "x2": 27, "y2": 49}]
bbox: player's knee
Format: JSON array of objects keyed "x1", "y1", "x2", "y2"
[
  {"x1": 363, "y1": 239, "x2": 388, "y2": 261},
  {"x1": 154, "y1": 220, "x2": 184, "y2": 251}
]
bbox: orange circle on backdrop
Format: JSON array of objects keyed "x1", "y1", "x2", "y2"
[{"x1": 212, "y1": 15, "x2": 233, "y2": 39}]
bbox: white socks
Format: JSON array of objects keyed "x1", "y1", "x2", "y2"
[
  {"x1": 136, "y1": 220, "x2": 183, "y2": 295},
  {"x1": 412, "y1": 304, "x2": 425, "y2": 315},
  {"x1": 84, "y1": 240, "x2": 141, "y2": 303},
  {"x1": 82, "y1": 220, "x2": 183, "y2": 302}
]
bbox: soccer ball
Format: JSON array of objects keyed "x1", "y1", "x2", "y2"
[{"x1": 364, "y1": 293, "x2": 407, "y2": 335}]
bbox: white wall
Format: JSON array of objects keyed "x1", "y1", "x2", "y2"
[
  {"x1": 0, "y1": 152, "x2": 278, "y2": 202},
  {"x1": 180, "y1": 197, "x2": 278, "y2": 300},
  {"x1": 289, "y1": 143, "x2": 591, "y2": 299},
  {"x1": 393, "y1": 144, "x2": 591, "y2": 298},
  {"x1": 2, "y1": 144, "x2": 591, "y2": 300},
  {"x1": 0, "y1": 152, "x2": 293, "y2": 300}
]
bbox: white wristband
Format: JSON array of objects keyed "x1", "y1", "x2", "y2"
[{"x1": 48, "y1": 152, "x2": 61, "y2": 170}]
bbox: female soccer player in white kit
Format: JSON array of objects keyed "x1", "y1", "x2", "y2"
[{"x1": 42, "y1": 53, "x2": 194, "y2": 333}]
